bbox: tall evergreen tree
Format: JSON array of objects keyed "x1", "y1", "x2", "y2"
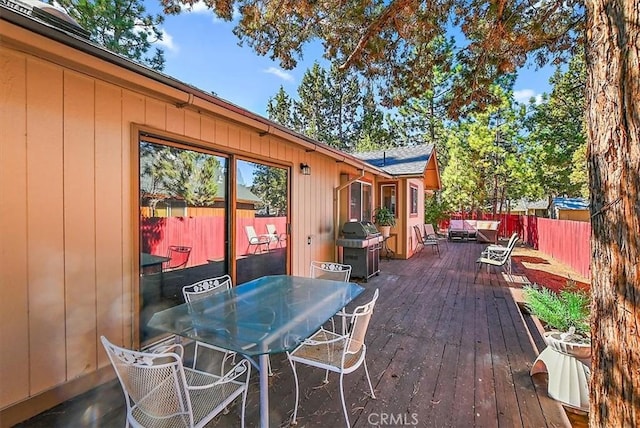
[
  {"x1": 353, "y1": 84, "x2": 395, "y2": 152},
  {"x1": 524, "y1": 50, "x2": 587, "y2": 199},
  {"x1": 441, "y1": 85, "x2": 529, "y2": 214},
  {"x1": 291, "y1": 63, "x2": 362, "y2": 150},
  {"x1": 251, "y1": 165, "x2": 287, "y2": 216},
  {"x1": 55, "y1": 0, "x2": 165, "y2": 70},
  {"x1": 266, "y1": 86, "x2": 294, "y2": 129},
  {"x1": 291, "y1": 63, "x2": 327, "y2": 141}
]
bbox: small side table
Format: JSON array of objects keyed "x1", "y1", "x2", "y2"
[{"x1": 381, "y1": 235, "x2": 395, "y2": 260}]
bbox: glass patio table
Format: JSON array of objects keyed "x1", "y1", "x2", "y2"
[{"x1": 148, "y1": 274, "x2": 364, "y2": 428}]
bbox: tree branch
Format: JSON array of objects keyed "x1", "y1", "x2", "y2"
[{"x1": 338, "y1": 0, "x2": 414, "y2": 71}]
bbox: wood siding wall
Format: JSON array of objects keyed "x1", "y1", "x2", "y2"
[{"x1": 0, "y1": 24, "x2": 373, "y2": 414}]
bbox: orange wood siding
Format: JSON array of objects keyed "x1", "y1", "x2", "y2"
[
  {"x1": 63, "y1": 71, "x2": 98, "y2": 379},
  {"x1": 0, "y1": 25, "x2": 373, "y2": 413},
  {"x1": 26, "y1": 58, "x2": 67, "y2": 395},
  {"x1": 95, "y1": 81, "x2": 125, "y2": 369},
  {"x1": 0, "y1": 48, "x2": 30, "y2": 407}
]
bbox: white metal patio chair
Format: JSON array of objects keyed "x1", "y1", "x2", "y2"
[
  {"x1": 266, "y1": 224, "x2": 287, "y2": 248},
  {"x1": 183, "y1": 275, "x2": 237, "y2": 374},
  {"x1": 310, "y1": 261, "x2": 353, "y2": 336},
  {"x1": 310, "y1": 261, "x2": 352, "y2": 282},
  {"x1": 184, "y1": 275, "x2": 273, "y2": 376},
  {"x1": 424, "y1": 223, "x2": 448, "y2": 249},
  {"x1": 245, "y1": 225, "x2": 270, "y2": 254},
  {"x1": 287, "y1": 289, "x2": 379, "y2": 428},
  {"x1": 414, "y1": 224, "x2": 440, "y2": 256},
  {"x1": 100, "y1": 335, "x2": 251, "y2": 428},
  {"x1": 474, "y1": 233, "x2": 519, "y2": 283},
  {"x1": 480, "y1": 232, "x2": 518, "y2": 259}
]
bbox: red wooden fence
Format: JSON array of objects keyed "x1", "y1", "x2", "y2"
[
  {"x1": 528, "y1": 217, "x2": 591, "y2": 279},
  {"x1": 141, "y1": 216, "x2": 287, "y2": 267},
  {"x1": 441, "y1": 213, "x2": 591, "y2": 280}
]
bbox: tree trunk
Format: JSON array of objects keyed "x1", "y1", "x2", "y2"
[{"x1": 586, "y1": 0, "x2": 640, "y2": 425}]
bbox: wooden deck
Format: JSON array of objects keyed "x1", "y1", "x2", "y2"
[{"x1": 15, "y1": 240, "x2": 570, "y2": 427}]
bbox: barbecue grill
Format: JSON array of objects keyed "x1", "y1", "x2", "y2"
[{"x1": 336, "y1": 221, "x2": 382, "y2": 281}]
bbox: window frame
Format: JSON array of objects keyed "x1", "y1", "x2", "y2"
[
  {"x1": 380, "y1": 183, "x2": 397, "y2": 216},
  {"x1": 410, "y1": 184, "x2": 419, "y2": 216},
  {"x1": 349, "y1": 180, "x2": 373, "y2": 222}
]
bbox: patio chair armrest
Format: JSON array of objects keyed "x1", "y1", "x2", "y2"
[
  {"x1": 186, "y1": 360, "x2": 250, "y2": 390},
  {"x1": 303, "y1": 330, "x2": 348, "y2": 346},
  {"x1": 151, "y1": 343, "x2": 184, "y2": 359}
]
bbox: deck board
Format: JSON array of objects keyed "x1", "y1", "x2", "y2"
[{"x1": 14, "y1": 240, "x2": 571, "y2": 427}]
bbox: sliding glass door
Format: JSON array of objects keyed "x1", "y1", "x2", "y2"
[
  {"x1": 138, "y1": 139, "x2": 229, "y2": 344},
  {"x1": 235, "y1": 159, "x2": 289, "y2": 283},
  {"x1": 137, "y1": 138, "x2": 291, "y2": 345}
]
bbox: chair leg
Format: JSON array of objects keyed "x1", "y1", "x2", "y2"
[
  {"x1": 241, "y1": 380, "x2": 248, "y2": 428},
  {"x1": 363, "y1": 358, "x2": 376, "y2": 399},
  {"x1": 339, "y1": 372, "x2": 351, "y2": 428},
  {"x1": 288, "y1": 356, "x2": 300, "y2": 425},
  {"x1": 474, "y1": 262, "x2": 482, "y2": 283}
]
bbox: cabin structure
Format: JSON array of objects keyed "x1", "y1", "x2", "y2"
[
  {"x1": 354, "y1": 145, "x2": 442, "y2": 258},
  {"x1": 509, "y1": 198, "x2": 549, "y2": 217},
  {"x1": 550, "y1": 197, "x2": 590, "y2": 222},
  {"x1": 0, "y1": 1, "x2": 440, "y2": 424}
]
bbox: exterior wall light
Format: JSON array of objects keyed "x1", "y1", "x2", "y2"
[{"x1": 300, "y1": 163, "x2": 311, "y2": 175}]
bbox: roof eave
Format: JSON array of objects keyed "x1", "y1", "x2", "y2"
[{"x1": 1, "y1": 6, "x2": 392, "y2": 178}]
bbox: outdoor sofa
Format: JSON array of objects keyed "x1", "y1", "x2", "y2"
[{"x1": 448, "y1": 219, "x2": 500, "y2": 243}]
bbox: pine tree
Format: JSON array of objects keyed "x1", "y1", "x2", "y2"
[
  {"x1": 55, "y1": 0, "x2": 165, "y2": 71},
  {"x1": 266, "y1": 86, "x2": 294, "y2": 129}
]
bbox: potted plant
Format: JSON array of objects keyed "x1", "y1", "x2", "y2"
[
  {"x1": 523, "y1": 282, "x2": 591, "y2": 411},
  {"x1": 374, "y1": 206, "x2": 396, "y2": 238},
  {"x1": 522, "y1": 283, "x2": 590, "y2": 342}
]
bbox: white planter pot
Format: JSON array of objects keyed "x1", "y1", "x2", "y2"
[
  {"x1": 530, "y1": 331, "x2": 591, "y2": 411},
  {"x1": 379, "y1": 225, "x2": 391, "y2": 238}
]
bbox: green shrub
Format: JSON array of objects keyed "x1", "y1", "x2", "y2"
[{"x1": 522, "y1": 282, "x2": 590, "y2": 337}]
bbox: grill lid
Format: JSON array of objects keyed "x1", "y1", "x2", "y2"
[{"x1": 342, "y1": 221, "x2": 380, "y2": 239}]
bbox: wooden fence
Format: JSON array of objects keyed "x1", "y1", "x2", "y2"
[
  {"x1": 141, "y1": 216, "x2": 287, "y2": 267},
  {"x1": 523, "y1": 216, "x2": 591, "y2": 279},
  {"x1": 440, "y1": 213, "x2": 590, "y2": 279}
]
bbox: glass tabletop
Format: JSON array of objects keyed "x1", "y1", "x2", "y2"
[{"x1": 148, "y1": 275, "x2": 364, "y2": 356}]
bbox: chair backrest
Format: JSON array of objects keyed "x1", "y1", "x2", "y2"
[
  {"x1": 266, "y1": 224, "x2": 277, "y2": 235},
  {"x1": 414, "y1": 224, "x2": 425, "y2": 244},
  {"x1": 346, "y1": 289, "x2": 379, "y2": 355},
  {"x1": 165, "y1": 245, "x2": 191, "y2": 270},
  {"x1": 310, "y1": 261, "x2": 352, "y2": 282},
  {"x1": 496, "y1": 234, "x2": 519, "y2": 263},
  {"x1": 424, "y1": 224, "x2": 437, "y2": 238},
  {"x1": 183, "y1": 274, "x2": 232, "y2": 303},
  {"x1": 100, "y1": 336, "x2": 194, "y2": 426},
  {"x1": 245, "y1": 225, "x2": 259, "y2": 241},
  {"x1": 506, "y1": 232, "x2": 519, "y2": 248}
]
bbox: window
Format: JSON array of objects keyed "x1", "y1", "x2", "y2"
[
  {"x1": 137, "y1": 137, "x2": 290, "y2": 346},
  {"x1": 381, "y1": 184, "x2": 396, "y2": 215},
  {"x1": 349, "y1": 181, "x2": 372, "y2": 221},
  {"x1": 139, "y1": 140, "x2": 229, "y2": 344},
  {"x1": 410, "y1": 185, "x2": 419, "y2": 215}
]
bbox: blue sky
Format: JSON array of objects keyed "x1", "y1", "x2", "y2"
[{"x1": 148, "y1": 2, "x2": 556, "y2": 118}]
